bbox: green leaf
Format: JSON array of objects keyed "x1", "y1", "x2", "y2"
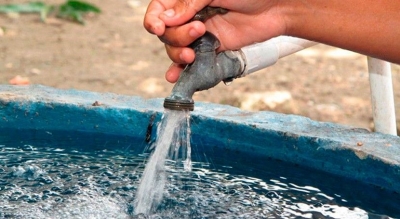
[
  {"x1": 0, "y1": 2, "x2": 54, "y2": 21},
  {"x1": 0, "y1": 0, "x2": 101, "y2": 24},
  {"x1": 0, "y1": 2, "x2": 45, "y2": 13},
  {"x1": 57, "y1": 0, "x2": 101, "y2": 24},
  {"x1": 64, "y1": 0, "x2": 101, "y2": 13}
]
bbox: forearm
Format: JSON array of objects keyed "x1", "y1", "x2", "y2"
[{"x1": 279, "y1": 0, "x2": 400, "y2": 64}]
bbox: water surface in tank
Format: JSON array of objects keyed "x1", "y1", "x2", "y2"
[{"x1": 0, "y1": 128, "x2": 399, "y2": 218}]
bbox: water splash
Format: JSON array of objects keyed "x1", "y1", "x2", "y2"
[{"x1": 134, "y1": 110, "x2": 191, "y2": 215}]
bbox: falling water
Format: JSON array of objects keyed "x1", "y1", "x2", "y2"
[{"x1": 134, "y1": 110, "x2": 191, "y2": 215}]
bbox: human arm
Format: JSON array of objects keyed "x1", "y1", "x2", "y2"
[
  {"x1": 143, "y1": 0, "x2": 400, "y2": 82},
  {"x1": 283, "y1": 0, "x2": 400, "y2": 64}
]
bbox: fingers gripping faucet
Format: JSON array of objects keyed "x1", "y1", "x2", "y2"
[{"x1": 162, "y1": 7, "x2": 317, "y2": 111}]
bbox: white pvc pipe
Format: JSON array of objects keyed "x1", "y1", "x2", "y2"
[
  {"x1": 239, "y1": 36, "x2": 317, "y2": 75},
  {"x1": 367, "y1": 57, "x2": 397, "y2": 135},
  {"x1": 238, "y1": 38, "x2": 397, "y2": 135}
]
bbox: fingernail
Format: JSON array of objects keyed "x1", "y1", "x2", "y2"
[
  {"x1": 189, "y1": 28, "x2": 200, "y2": 38},
  {"x1": 163, "y1": 9, "x2": 175, "y2": 17},
  {"x1": 179, "y1": 53, "x2": 186, "y2": 62}
]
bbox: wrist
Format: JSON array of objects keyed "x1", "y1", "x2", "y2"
[{"x1": 276, "y1": 0, "x2": 311, "y2": 37}]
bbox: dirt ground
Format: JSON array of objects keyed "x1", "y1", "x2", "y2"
[{"x1": 1, "y1": 0, "x2": 400, "y2": 133}]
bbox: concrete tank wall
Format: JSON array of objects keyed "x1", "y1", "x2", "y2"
[{"x1": 0, "y1": 85, "x2": 399, "y2": 193}]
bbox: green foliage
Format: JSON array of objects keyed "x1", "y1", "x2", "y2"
[
  {"x1": 0, "y1": 2, "x2": 53, "y2": 21},
  {"x1": 58, "y1": 1, "x2": 101, "y2": 24},
  {"x1": 0, "y1": 2, "x2": 47, "y2": 13},
  {"x1": 0, "y1": 0, "x2": 101, "y2": 24}
]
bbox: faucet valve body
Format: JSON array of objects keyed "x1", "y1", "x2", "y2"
[
  {"x1": 163, "y1": 7, "x2": 244, "y2": 111},
  {"x1": 163, "y1": 31, "x2": 243, "y2": 111}
]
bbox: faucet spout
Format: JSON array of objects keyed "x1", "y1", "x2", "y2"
[{"x1": 163, "y1": 31, "x2": 243, "y2": 111}]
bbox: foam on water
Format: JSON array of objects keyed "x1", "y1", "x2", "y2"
[
  {"x1": 0, "y1": 129, "x2": 399, "y2": 218},
  {"x1": 134, "y1": 110, "x2": 191, "y2": 215},
  {"x1": 0, "y1": 144, "x2": 138, "y2": 218}
]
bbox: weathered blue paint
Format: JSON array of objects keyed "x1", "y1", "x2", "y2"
[{"x1": 0, "y1": 85, "x2": 399, "y2": 193}]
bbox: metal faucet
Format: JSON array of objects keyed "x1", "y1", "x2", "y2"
[{"x1": 163, "y1": 7, "x2": 244, "y2": 111}]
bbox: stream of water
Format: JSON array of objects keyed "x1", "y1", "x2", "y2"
[{"x1": 134, "y1": 110, "x2": 191, "y2": 215}]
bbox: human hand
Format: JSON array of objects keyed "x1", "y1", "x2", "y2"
[{"x1": 143, "y1": 0, "x2": 287, "y2": 82}]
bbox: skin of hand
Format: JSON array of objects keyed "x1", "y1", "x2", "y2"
[
  {"x1": 143, "y1": 0, "x2": 286, "y2": 83},
  {"x1": 144, "y1": 0, "x2": 400, "y2": 83},
  {"x1": 284, "y1": 1, "x2": 400, "y2": 65}
]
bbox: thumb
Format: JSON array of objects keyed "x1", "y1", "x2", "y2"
[{"x1": 160, "y1": 0, "x2": 212, "y2": 26}]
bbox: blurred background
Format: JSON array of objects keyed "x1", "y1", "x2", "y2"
[{"x1": 1, "y1": 0, "x2": 400, "y2": 133}]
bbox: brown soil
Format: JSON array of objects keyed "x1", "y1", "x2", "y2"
[{"x1": 1, "y1": 0, "x2": 400, "y2": 133}]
